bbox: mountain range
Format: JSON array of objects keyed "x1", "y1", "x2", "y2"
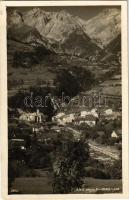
[{"x1": 7, "y1": 8, "x2": 121, "y2": 58}]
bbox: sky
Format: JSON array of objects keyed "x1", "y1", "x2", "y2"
[{"x1": 7, "y1": 6, "x2": 121, "y2": 21}]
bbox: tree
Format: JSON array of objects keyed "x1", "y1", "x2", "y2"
[
  {"x1": 8, "y1": 146, "x2": 26, "y2": 193},
  {"x1": 56, "y1": 69, "x2": 81, "y2": 98},
  {"x1": 52, "y1": 139, "x2": 89, "y2": 193},
  {"x1": 72, "y1": 67, "x2": 95, "y2": 91},
  {"x1": 56, "y1": 67, "x2": 95, "y2": 98}
]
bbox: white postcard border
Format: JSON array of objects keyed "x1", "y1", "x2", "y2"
[{"x1": 0, "y1": 1, "x2": 128, "y2": 199}]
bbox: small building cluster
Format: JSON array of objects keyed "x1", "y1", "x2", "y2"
[
  {"x1": 52, "y1": 109, "x2": 98, "y2": 127},
  {"x1": 19, "y1": 109, "x2": 45, "y2": 123},
  {"x1": 52, "y1": 108, "x2": 121, "y2": 128}
]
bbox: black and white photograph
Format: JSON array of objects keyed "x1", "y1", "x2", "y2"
[{"x1": 0, "y1": 1, "x2": 128, "y2": 199}]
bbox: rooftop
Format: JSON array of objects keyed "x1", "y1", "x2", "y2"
[{"x1": 74, "y1": 115, "x2": 96, "y2": 121}]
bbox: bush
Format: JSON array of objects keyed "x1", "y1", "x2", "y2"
[
  {"x1": 85, "y1": 166, "x2": 110, "y2": 179},
  {"x1": 109, "y1": 159, "x2": 122, "y2": 179}
]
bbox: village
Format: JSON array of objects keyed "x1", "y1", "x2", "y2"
[{"x1": 9, "y1": 96, "x2": 122, "y2": 159}]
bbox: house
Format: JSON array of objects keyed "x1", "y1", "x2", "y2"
[
  {"x1": 52, "y1": 112, "x2": 65, "y2": 122},
  {"x1": 74, "y1": 115, "x2": 96, "y2": 127},
  {"x1": 80, "y1": 111, "x2": 88, "y2": 117},
  {"x1": 111, "y1": 130, "x2": 119, "y2": 138},
  {"x1": 54, "y1": 113, "x2": 75, "y2": 125},
  {"x1": 111, "y1": 129, "x2": 122, "y2": 139},
  {"x1": 32, "y1": 126, "x2": 40, "y2": 133},
  {"x1": 62, "y1": 114, "x2": 75, "y2": 124},
  {"x1": 31, "y1": 124, "x2": 45, "y2": 134},
  {"x1": 105, "y1": 109, "x2": 113, "y2": 115},
  {"x1": 101, "y1": 109, "x2": 121, "y2": 121},
  {"x1": 91, "y1": 109, "x2": 99, "y2": 118},
  {"x1": 80, "y1": 109, "x2": 98, "y2": 118}
]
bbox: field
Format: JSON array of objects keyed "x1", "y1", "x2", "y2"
[
  {"x1": 12, "y1": 175, "x2": 53, "y2": 194},
  {"x1": 12, "y1": 175, "x2": 122, "y2": 194},
  {"x1": 8, "y1": 39, "x2": 121, "y2": 98}
]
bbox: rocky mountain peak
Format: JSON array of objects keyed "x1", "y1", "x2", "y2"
[{"x1": 83, "y1": 8, "x2": 121, "y2": 48}]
